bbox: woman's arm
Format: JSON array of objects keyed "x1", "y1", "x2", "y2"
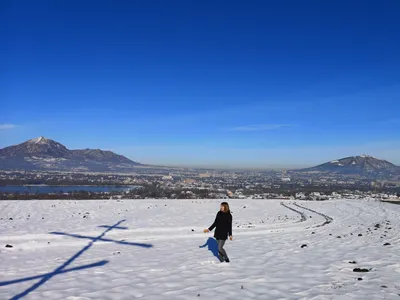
[
  {"x1": 228, "y1": 214, "x2": 232, "y2": 237},
  {"x1": 208, "y1": 212, "x2": 220, "y2": 231}
]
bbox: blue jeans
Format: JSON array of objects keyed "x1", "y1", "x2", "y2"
[{"x1": 217, "y1": 239, "x2": 228, "y2": 260}]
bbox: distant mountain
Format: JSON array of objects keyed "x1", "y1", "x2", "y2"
[
  {"x1": 295, "y1": 155, "x2": 400, "y2": 176},
  {"x1": 0, "y1": 137, "x2": 70, "y2": 157},
  {"x1": 0, "y1": 137, "x2": 142, "y2": 172},
  {"x1": 71, "y1": 149, "x2": 134, "y2": 164}
]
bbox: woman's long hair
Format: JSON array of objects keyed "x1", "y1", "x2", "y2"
[{"x1": 221, "y1": 202, "x2": 231, "y2": 213}]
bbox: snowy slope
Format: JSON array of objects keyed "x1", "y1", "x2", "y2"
[{"x1": 1, "y1": 199, "x2": 400, "y2": 300}]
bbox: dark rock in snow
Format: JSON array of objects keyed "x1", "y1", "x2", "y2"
[
  {"x1": 381, "y1": 285, "x2": 388, "y2": 288},
  {"x1": 191, "y1": 229, "x2": 194, "y2": 232},
  {"x1": 357, "y1": 278, "x2": 363, "y2": 281},
  {"x1": 5, "y1": 244, "x2": 13, "y2": 248},
  {"x1": 9, "y1": 218, "x2": 13, "y2": 220},
  {"x1": 349, "y1": 261, "x2": 357, "y2": 264},
  {"x1": 383, "y1": 243, "x2": 391, "y2": 246},
  {"x1": 311, "y1": 232, "x2": 315, "y2": 234},
  {"x1": 353, "y1": 268, "x2": 369, "y2": 273},
  {"x1": 301, "y1": 244, "x2": 308, "y2": 248},
  {"x1": 358, "y1": 234, "x2": 363, "y2": 236},
  {"x1": 337, "y1": 236, "x2": 341, "y2": 238}
]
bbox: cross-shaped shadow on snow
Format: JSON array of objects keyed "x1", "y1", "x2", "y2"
[
  {"x1": 98, "y1": 224, "x2": 128, "y2": 230},
  {"x1": 0, "y1": 219, "x2": 153, "y2": 300}
]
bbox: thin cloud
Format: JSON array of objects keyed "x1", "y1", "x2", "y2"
[
  {"x1": 0, "y1": 124, "x2": 17, "y2": 130},
  {"x1": 228, "y1": 124, "x2": 292, "y2": 132}
]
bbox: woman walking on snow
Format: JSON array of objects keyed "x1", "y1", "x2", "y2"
[{"x1": 204, "y1": 202, "x2": 233, "y2": 263}]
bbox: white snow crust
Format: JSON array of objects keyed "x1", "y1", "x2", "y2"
[{"x1": 1, "y1": 199, "x2": 400, "y2": 299}]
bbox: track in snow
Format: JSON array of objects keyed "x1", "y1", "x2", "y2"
[
  {"x1": 293, "y1": 202, "x2": 333, "y2": 227},
  {"x1": 280, "y1": 202, "x2": 307, "y2": 222}
]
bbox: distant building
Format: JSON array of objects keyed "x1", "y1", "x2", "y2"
[
  {"x1": 199, "y1": 173, "x2": 210, "y2": 178},
  {"x1": 295, "y1": 192, "x2": 306, "y2": 200}
]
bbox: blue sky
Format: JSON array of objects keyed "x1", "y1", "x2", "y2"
[{"x1": 1, "y1": 1, "x2": 400, "y2": 168}]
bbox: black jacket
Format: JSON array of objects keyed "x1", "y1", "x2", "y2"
[{"x1": 208, "y1": 211, "x2": 232, "y2": 240}]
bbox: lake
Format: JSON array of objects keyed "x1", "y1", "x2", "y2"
[{"x1": 0, "y1": 185, "x2": 140, "y2": 194}]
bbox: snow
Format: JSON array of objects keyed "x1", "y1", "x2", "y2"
[
  {"x1": 28, "y1": 137, "x2": 47, "y2": 144},
  {"x1": 25, "y1": 157, "x2": 67, "y2": 162},
  {"x1": 359, "y1": 155, "x2": 374, "y2": 159},
  {"x1": 330, "y1": 160, "x2": 339, "y2": 164},
  {"x1": 1, "y1": 199, "x2": 400, "y2": 299}
]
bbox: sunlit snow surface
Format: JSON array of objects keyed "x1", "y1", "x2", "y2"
[{"x1": 1, "y1": 199, "x2": 400, "y2": 299}]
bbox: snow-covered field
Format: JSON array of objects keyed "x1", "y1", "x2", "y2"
[{"x1": 1, "y1": 199, "x2": 400, "y2": 300}]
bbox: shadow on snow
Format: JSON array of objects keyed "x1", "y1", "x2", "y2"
[
  {"x1": 199, "y1": 237, "x2": 219, "y2": 259},
  {"x1": 0, "y1": 219, "x2": 153, "y2": 300}
]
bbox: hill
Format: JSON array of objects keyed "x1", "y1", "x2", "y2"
[
  {"x1": 295, "y1": 155, "x2": 400, "y2": 176},
  {"x1": 0, "y1": 137, "x2": 142, "y2": 172}
]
